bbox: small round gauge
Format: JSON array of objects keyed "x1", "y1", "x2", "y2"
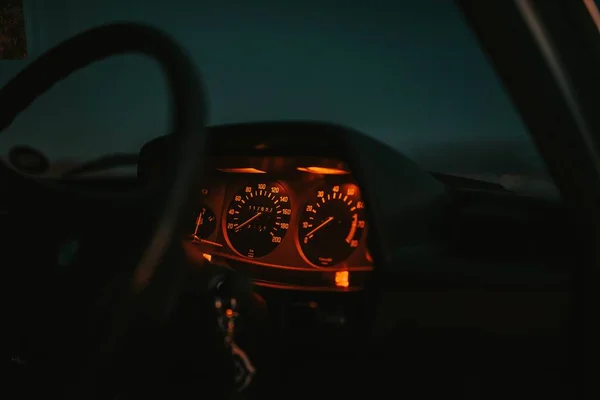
[
  {"x1": 224, "y1": 182, "x2": 292, "y2": 258},
  {"x1": 188, "y1": 205, "x2": 217, "y2": 242},
  {"x1": 298, "y1": 183, "x2": 366, "y2": 267}
]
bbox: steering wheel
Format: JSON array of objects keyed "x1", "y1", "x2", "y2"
[{"x1": 1, "y1": 23, "x2": 230, "y2": 398}]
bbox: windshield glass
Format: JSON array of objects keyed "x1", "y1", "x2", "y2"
[{"x1": 0, "y1": 0, "x2": 549, "y2": 184}]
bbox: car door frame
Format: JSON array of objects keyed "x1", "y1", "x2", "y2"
[{"x1": 455, "y1": 0, "x2": 600, "y2": 398}]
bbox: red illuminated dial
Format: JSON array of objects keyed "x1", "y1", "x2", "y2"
[
  {"x1": 298, "y1": 183, "x2": 366, "y2": 267},
  {"x1": 224, "y1": 182, "x2": 292, "y2": 258}
]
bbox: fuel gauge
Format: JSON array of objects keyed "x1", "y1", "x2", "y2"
[{"x1": 189, "y1": 205, "x2": 217, "y2": 242}]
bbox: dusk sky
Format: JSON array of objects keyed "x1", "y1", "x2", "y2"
[{"x1": 0, "y1": 0, "x2": 547, "y2": 176}]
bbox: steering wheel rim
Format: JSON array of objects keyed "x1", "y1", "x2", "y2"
[
  {"x1": 1, "y1": 23, "x2": 209, "y2": 396},
  {"x1": 1, "y1": 21, "x2": 207, "y2": 294}
]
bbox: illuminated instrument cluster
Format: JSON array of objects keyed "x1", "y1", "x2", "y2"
[{"x1": 183, "y1": 160, "x2": 373, "y2": 291}]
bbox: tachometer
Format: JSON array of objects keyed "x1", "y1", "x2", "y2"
[
  {"x1": 224, "y1": 182, "x2": 292, "y2": 258},
  {"x1": 298, "y1": 183, "x2": 366, "y2": 267}
]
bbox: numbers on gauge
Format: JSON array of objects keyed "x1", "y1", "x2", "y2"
[
  {"x1": 224, "y1": 182, "x2": 292, "y2": 258},
  {"x1": 297, "y1": 183, "x2": 366, "y2": 267}
]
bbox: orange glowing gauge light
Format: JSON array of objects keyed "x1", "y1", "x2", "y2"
[
  {"x1": 297, "y1": 183, "x2": 366, "y2": 267},
  {"x1": 335, "y1": 271, "x2": 350, "y2": 288},
  {"x1": 217, "y1": 167, "x2": 267, "y2": 174},
  {"x1": 297, "y1": 166, "x2": 350, "y2": 175}
]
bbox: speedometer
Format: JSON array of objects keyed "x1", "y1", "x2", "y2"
[
  {"x1": 224, "y1": 182, "x2": 292, "y2": 258},
  {"x1": 297, "y1": 183, "x2": 366, "y2": 267}
]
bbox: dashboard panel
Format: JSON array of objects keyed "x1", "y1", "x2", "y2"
[
  {"x1": 110, "y1": 121, "x2": 572, "y2": 396},
  {"x1": 137, "y1": 120, "x2": 446, "y2": 293},
  {"x1": 180, "y1": 156, "x2": 373, "y2": 291}
]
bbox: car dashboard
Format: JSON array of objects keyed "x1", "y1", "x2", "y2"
[
  {"x1": 137, "y1": 122, "x2": 390, "y2": 294},
  {"x1": 181, "y1": 156, "x2": 373, "y2": 292},
  {"x1": 4, "y1": 120, "x2": 574, "y2": 398},
  {"x1": 135, "y1": 122, "x2": 389, "y2": 363}
]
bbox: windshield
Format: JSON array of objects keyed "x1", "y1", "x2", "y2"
[{"x1": 0, "y1": 0, "x2": 548, "y2": 182}]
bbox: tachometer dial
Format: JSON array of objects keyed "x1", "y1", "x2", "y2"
[
  {"x1": 188, "y1": 205, "x2": 217, "y2": 242},
  {"x1": 298, "y1": 183, "x2": 366, "y2": 267},
  {"x1": 224, "y1": 182, "x2": 292, "y2": 258}
]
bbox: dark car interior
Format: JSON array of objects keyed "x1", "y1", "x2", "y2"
[
  {"x1": 138, "y1": 121, "x2": 574, "y2": 399},
  {"x1": 3, "y1": 1, "x2": 600, "y2": 399}
]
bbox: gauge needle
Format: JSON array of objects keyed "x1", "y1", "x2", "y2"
[
  {"x1": 235, "y1": 212, "x2": 262, "y2": 232},
  {"x1": 193, "y1": 210, "x2": 204, "y2": 236},
  {"x1": 305, "y1": 216, "x2": 334, "y2": 238}
]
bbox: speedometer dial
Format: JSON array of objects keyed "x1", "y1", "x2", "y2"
[
  {"x1": 224, "y1": 182, "x2": 292, "y2": 258},
  {"x1": 298, "y1": 183, "x2": 366, "y2": 267}
]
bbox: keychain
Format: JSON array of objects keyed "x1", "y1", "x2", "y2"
[{"x1": 214, "y1": 296, "x2": 256, "y2": 393}]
